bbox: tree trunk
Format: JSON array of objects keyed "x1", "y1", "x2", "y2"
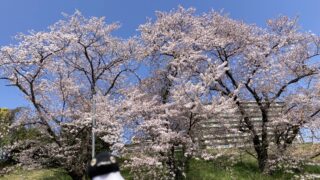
[
  {"x1": 255, "y1": 107, "x2": 270, "y2": 173},
  {"x1": 257, "y1": 146, "x2": 268, "y2": 173},
  {"x1": 166, "y1": 146, "x2": 174, "y2": 179},
  {"x1": 166, "y1": 145, "x2": 188, "y2": 180},
  {"x1": 67, "y1": 129, "x2": 91, "y2": 180}
]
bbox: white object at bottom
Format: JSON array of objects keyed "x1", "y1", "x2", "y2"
[{"x1": 92, "y1": 171, "x2": 124, "y2": 180}]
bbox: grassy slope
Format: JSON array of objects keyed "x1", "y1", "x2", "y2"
[
  {"x1": 186, "y1": 157, "x2": 292, "y2": 180},
  {"x1": 1, "y1": 144, "x2": 319, "y2": 180},
  {"x1": 122, "y1": 152, "x2": 320, "y2": 180},
  {"x1": 0, "y1": 159, "x2": 319, "y2": 180},
  {"x1": 0, "y1": 168, "x2": 71, "y2": 180}
]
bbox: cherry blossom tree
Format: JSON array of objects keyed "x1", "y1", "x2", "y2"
[
  {"x1": 0, "y1": 6, "x2": 319, "y2": 179},
  {"x1": 127, "y1": 7, "x2": 320, "y2": 176},
  {"x1": 122, "y1": 8, "x2": 235, "y2": 179},
  {"x1": 0, "y1": 11, "x2": 137, "y2": 179},
  {"x1": 197, "y1": 15, "x2": 320, "y2": 172}
]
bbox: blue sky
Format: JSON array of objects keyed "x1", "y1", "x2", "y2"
[{"x1": 1, "y1": 0, "x2": 320, "y2": 109}]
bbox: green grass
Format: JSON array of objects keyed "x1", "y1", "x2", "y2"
[
  {"x1": 121, "y1": 168, "x2": 134, "y2": 180},
  {"x1": 1, "y1": 159, "x2": 319, "y2": 180},
  {"x1": 1, "y1": 144, "x2": 319, "y2": 180},
  {"x1": 303, "y1": 164, "x2": 320, "y2": 174},
  {"x1": 120, "y1": 151, "x2": 320, "y2": 180},
  {"x1": 0, "y1": 168, "x2": 71, "y2": 180},
  {"x1": 185, "y1": 156, "x2": 293, "y2": 180}
]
